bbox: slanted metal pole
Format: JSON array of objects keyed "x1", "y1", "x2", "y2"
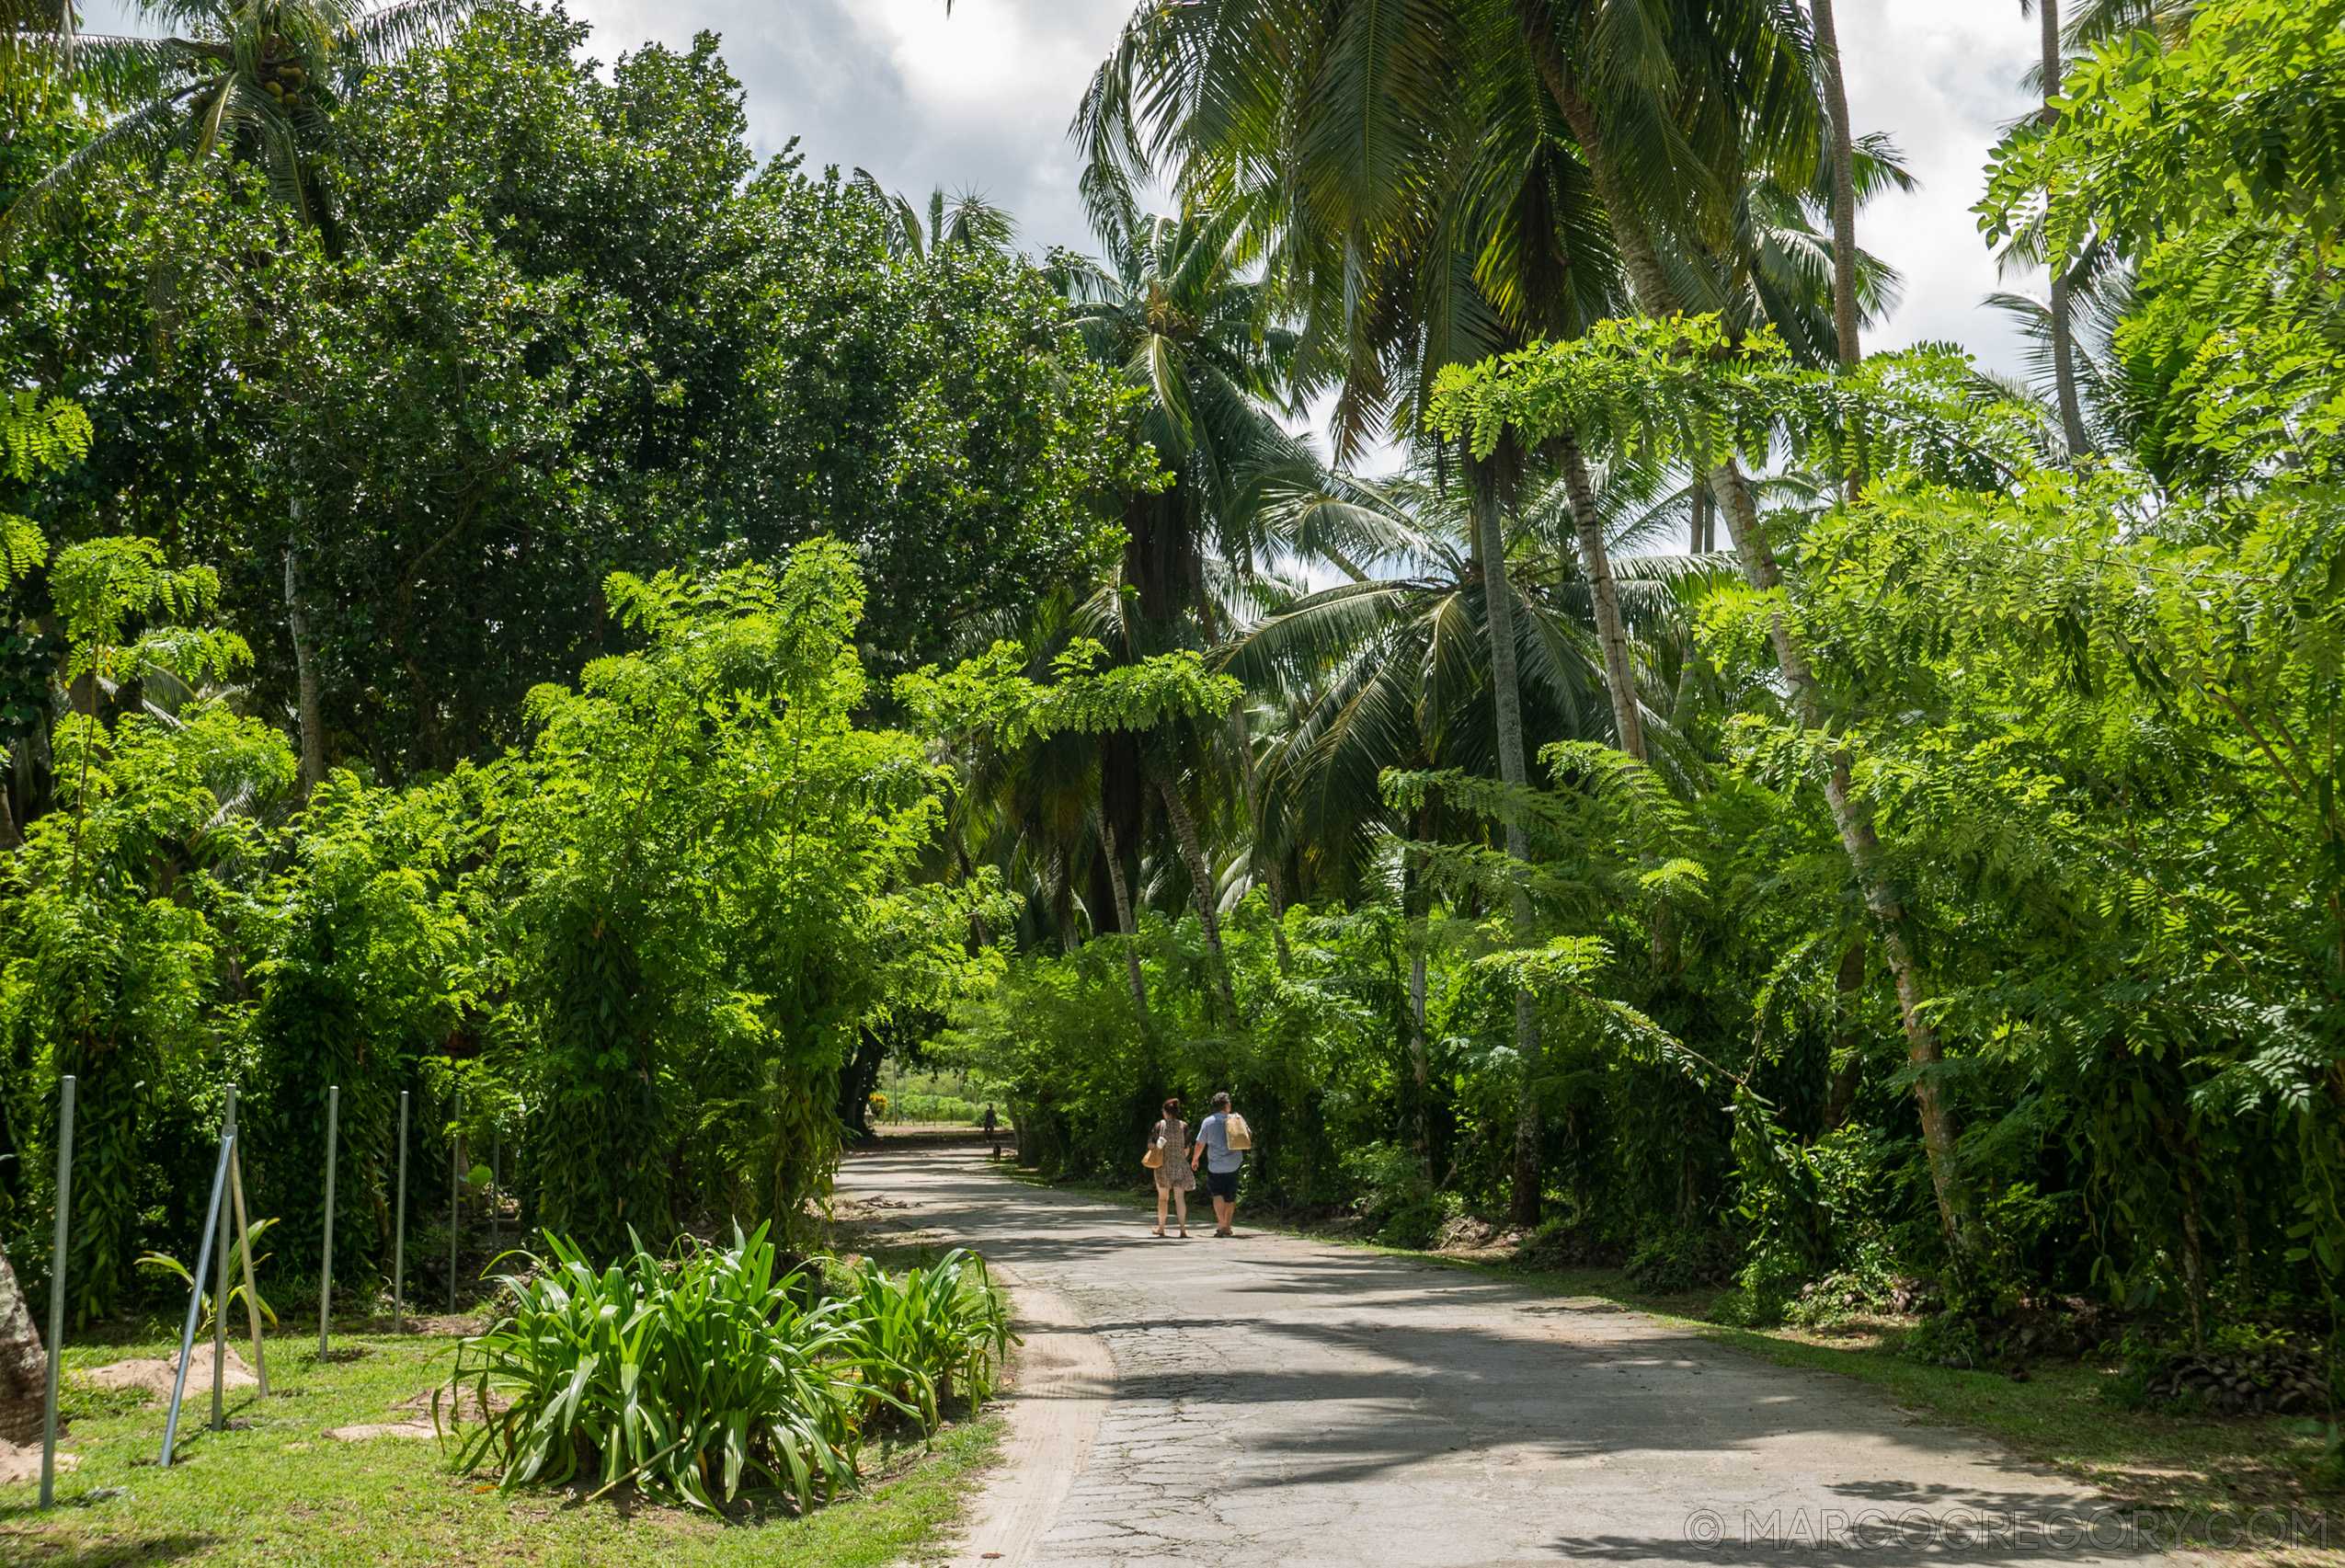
[
  {"x1": 393, "y1": 1091, "x2": 408, "y2": 1333},
  {"x1": 488, "y1": 1121, "x2": 498, "y2": 1250},
  {"x1": 38, "y1": 1076, "x2": 74, "y2": 1508},
  {"x1": 318, "y1": 1085, "x2": 338, "y2": 1357},
  {"x1": 161, "y1": 1130, "x2": 234, "y2": 1467},
  {"x1": 229, "y1": 1140, "x2": 267, "y2": 1397},
  {"x1": 448, "y1": 1091, "x2": 460, "y2": 1314},
  {"x1": 212, "y1": 1084, "x2": 235, "y2": 1431}
]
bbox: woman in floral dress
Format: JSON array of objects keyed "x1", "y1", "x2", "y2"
[{"x1": 1150, "y1": 1098, "x2": 1193, "y2": 1237}]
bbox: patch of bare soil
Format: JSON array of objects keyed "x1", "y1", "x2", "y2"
[
  {"x1": 0, "y1": 1436, "x2": 76, "y2": 1485},
  {"x1": 326, "y1": 1383, "x2": 511, "y2": 1443},
  {"x1": 365, "y1": 1312, "x2": 488, "y2": 1336},
  {"x1": 84, "y1": 1345, "x2": 257, "y2": 1401}
]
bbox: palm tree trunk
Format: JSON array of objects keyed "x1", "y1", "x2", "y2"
[
  {"x1": 1710, "y1": 468, "x2": 1976, "y2": 1253},
  {"x1": 1406, "y1": 854, "x2": 1430, "y2": 1163},
  {"x1": 1554, "y1": 428, "x2": 1645, "y2": 762},
  {"x1": 1054, "y1": 841, "x2": 1076, "y2": 956},
  {"x1": 1097, "y1": 811, "x2": 1150, "y2": 1024},
  {"x1": 2037, "y1": 0, "x2": 2091, "y2": 457},
  {"x1": 0, "y1": 1240, "x2": 43, "y2": 1446},
  {"x1": 1520, "y1": 1, "x2": 1970, "y2": 1249},
  {"x1": 1228, "y1": 705, "x2": 1292, "y2": 974},
  {"x1": 2050, "y1": 269, "x2": 2089, "y2": 455},
  {"x1": 1153, "y1": 765, "x2": 1238, "y2": 1013},
  {"x1": 1823, "y1": 941, "x2": 1867, "y2": 1130},
  {"x1": 1516, "y1": 16, "x2": 1678, "y2": 320},
  {"x1": 1812, "y1": 0, "x2": 1863, "y2": 371},
  {"x1": 1471, "y1": 469, "x2": 1545, "y2": 1228},
  {"x1": 285, "y1": 532, "x2": 326, "y2": 798}
]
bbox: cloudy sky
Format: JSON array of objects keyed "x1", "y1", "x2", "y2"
[{"x1": 551, "y1": 0, "x2": 2047, "y2": 373}]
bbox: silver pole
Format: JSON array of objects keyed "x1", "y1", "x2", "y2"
[
  {"x1": 318, "y1": 1085, "x2": 338, "y2": 1357},
  {"x1": 488, "y1": 1122, "x2": 498, "y2": 1250},
  {"x1": 160, "y1": 1130, "x2": 234, "y2": 1467},
  {"x1": 38, "y1": 1075, "x2": 74, "y2": 1508},
  {"x1": 448, "y1": 1091, "x2": 460, "y2": 1314},
  {"x1": 393, "y1": 1091, "x2": 408, "y2": 1333},
  {"x1": 228, "y1": 1142, "x2": 267, "y2": 1398},
  {"x1": 212, "y1": 1084, "x2": 235, "y2": 1432}
]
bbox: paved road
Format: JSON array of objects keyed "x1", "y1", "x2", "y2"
[{"x1": 837, "y1": 1150, "x2": 2162, "y2": 1568}]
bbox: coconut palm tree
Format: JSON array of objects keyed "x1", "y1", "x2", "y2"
[
  {"x1": 2, "y1": 0, "x2": 477, "y2": 253},
  {"x1": 1043, "y1": 190, "x2": 1317, "y2": 1003},
  {"x1": 850, "y1": 172, "x2": 1016, "y2": 268},
  {"x1": 1231, "y1": 462, "x2": 1708, "y2": 891}
]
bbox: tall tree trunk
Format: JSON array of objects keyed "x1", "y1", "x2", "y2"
[
  {"x1": 1823, "y1": 941, "x2": 1867, "y2": 1131},
  {"x1": 1554, "y1": 427, "x2": 1645, "y2": 762},
  {"x1": 1516, "y1": 15, "x2": 1678, "y2": 321},
  {"x1": 2049, "y1": 269, "x2": 2089, "y2": 456},
  {"x1": 1472, "y1": 468, "x2": 1545, "y2": 1228},
  {"x1": 2037, "y1": 0, "x2": 2091, "y2": 457},
  {"x1": 1710, "y1": 469, "x2": 1975, "y2": 1252},
  {"x1": 0, "y1": 1241, "x2": 44, "y2": 1445},
  {"x1": 1520, "y1": 0, "x2": 1972, "y2": 1252},
  {"x1": 1406, "y1": 854, "x2": 1430, "y2": 1164},
  {"x1": 285, "y1": 532, "x2": 326, "y2": 798},
  {"x1": 1229, "y1": 705, "x2": 1292, "y2": 974},
  {"x1": 1812, "y1": 0, "x2": 1863, "y2": 371},
  {"x1": 1153, "y1": 765, "x2": 1238, "y2": 1013},
  {"x1": 1054, "y1": 841, "x2": 1076, "y2": 956},
  {"x1": 1097, "y1": 811, "x2": 1150, "y2": 1024},
  {"x1": 1557, "y1": 429, "x2": 1681, "y2": 973}
]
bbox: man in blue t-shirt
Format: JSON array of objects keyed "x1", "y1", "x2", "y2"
[{"x1": 1190, "y1": 1089, "x2": 1245, "y2": 1237}]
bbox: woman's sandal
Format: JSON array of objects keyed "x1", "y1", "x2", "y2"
[
  {"x1": 1150, "y1": 1227, "x2": 1165, "y2": 1237},
  {"x1": 1178, "y1": 1227, "x2": 1190, "y2": 1238}
]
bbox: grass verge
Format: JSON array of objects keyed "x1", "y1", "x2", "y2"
[{"x1": 2, "y1": 1333, "x2": 1001, "y2": 1567}]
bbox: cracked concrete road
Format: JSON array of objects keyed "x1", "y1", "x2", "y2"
[{"x1": 838, "y1": 1150, "x2": 2167, "y2": 1568}]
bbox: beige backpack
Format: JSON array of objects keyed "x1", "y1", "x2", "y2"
[{"x1": 1225, "y1": 1113, "x2": 1253, "y2": 1151}]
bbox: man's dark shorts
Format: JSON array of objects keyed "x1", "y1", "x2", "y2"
[{"x1": 1206, "y1": 1167, "x2": 1241, "y2": 1201}]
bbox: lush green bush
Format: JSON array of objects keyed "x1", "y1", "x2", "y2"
[
  {"x1": 885, "y1": 1093, "x2": 985, "y2": 1125},
  {"x1": 1345, "y1": 1141, "x2": 1453, "y2": 1250},
  {"x1": 832, "y1": 1250, "x2": 1012, "y2": 1428},
  {"x1": 449, "y1": 1225, "x2": 1010, "y2": 1512}
]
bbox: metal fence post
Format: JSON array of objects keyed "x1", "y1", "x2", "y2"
[
  {"x1": 212, "y1": 1084, "x2": 235, "y2": 1432},
  {"x1": 318, "y1": 1084, "x2": 338, "y2": 1357},
  {"x1": 448, "y1": 1091, "x2": 461, "y2": 1314},
  {"x1": 488, "y1": 1121, "x2": 499, "y2": 1250},
  {"x1": 393, "y1": 1091, "x2": 408, "y2": 1333},
  {"x1": 38, "y1": 1075, "x2": 74, "y2": 1508},
  {"x1": 160, "y1": 1130, "x2": 234, "y2": 1467}
]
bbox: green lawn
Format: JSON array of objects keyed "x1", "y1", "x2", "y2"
[{"x1": 2, "y1": 1332, "x2": 1000, "y2": 1567}]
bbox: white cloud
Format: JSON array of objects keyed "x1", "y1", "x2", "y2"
[
  {"x1": 569, "y1": 0, "x2": 1125, "y2": 258},
  {"x1": 1837, "y1": 0, "x2": 2042, "y2": 372}
]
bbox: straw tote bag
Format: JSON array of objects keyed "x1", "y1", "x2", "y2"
[{"x1": 1142, "y1": 1126, "x2": 1166, "y2": 1170}]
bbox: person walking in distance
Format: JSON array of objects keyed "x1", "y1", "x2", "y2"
[
  {"x1": 1149, "y1": 1098, "x2": 1193, "y2": 1238},
  {"x1": 1192, "y1": 1091, "x2": 1249, "y2": 1237},
  {"x1": 982, "y1": 1104, "x2": 1001, "y2": 1161}
]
